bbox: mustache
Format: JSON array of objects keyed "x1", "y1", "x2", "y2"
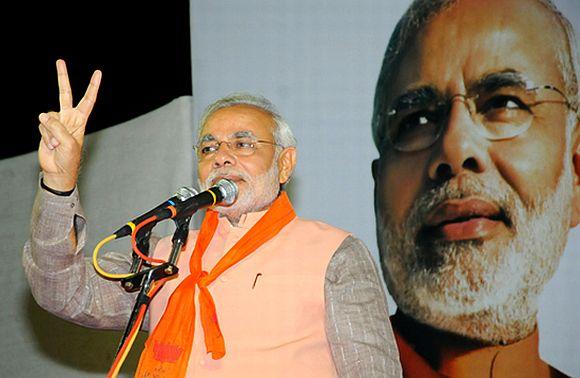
[{"x1": 204, "y1": 168, "x2": 252, "y2": 187}]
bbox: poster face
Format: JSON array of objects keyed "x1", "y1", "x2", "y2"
[{"x1": 371, "y1": 1, "x2": 579, "y2": 375}]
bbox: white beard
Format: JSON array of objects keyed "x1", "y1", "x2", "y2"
[
  {"x1": 199, "y1": 162, "x2": 280, "y2": 224},
  {"x1": 377, "y1": 159, "x2": 574, "y2": 344}
]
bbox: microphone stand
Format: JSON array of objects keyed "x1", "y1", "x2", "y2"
[{"x1": 114, "y1": 216, "x2": 192, "y2": 357}]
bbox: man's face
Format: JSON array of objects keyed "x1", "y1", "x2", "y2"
[
  {"x1": 373, "y1": 0, "x2": 579, "y2": 343},
  {"x1": 197, "y1": 105, "x2": 294, "y2": 221}
]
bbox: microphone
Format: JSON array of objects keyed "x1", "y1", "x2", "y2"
[
  {"x1": 113, "y1": 186, "x2": 199, "y2": 238},
  {"x1": 156, "y1": 179, "x2": 238, "y2": 221}
]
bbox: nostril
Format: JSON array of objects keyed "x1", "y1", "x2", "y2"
[
  {"x1": 462, "y1": 157, "x2": 480, "y2": 172},
  {"x1": 435, "y1": 163, "x2": 453, "y2": 182}
]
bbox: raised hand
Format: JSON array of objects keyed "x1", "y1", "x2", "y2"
[{"x1": 38, "y1": 59, "x2": 102, "y2": 192}]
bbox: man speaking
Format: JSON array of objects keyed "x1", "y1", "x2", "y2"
[{"x1": 23, "y1": 60, "x2": 402, "y2": 377}]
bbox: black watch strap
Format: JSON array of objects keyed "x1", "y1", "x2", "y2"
[{"x1": 40, "y1": 178, "x2": 75, "y2": 197}]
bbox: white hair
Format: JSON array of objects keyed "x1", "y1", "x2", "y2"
[{"x1": 196, "y1": 92, "x2": 297, "y2": 148}]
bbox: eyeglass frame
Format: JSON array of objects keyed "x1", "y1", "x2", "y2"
[
  {"x1": 378, "y1": 83, "x2": 578, "y2": 153},
  {"x1": 193, "y1": 137, "x2": 282, "y2": 160}
]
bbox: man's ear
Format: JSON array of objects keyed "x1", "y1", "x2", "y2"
[
  {"x1": 571, "y1": 123, "x2": 580, "y2": 228},
  {"x1": 277, "y1": 147, "x2": 297, "y2": 185}
]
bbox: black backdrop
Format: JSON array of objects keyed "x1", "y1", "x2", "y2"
[{"x1": 4, "y1": 0, "x2": 192, "y2": 159}]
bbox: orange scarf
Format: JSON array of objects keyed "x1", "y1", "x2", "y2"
[{"x1": 135, "y1": 192, "x2": 296, "y2": 377}]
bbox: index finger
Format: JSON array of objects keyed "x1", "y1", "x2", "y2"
[{"x1": 57, "y1": 59, "x2": 73, "y2": 111}]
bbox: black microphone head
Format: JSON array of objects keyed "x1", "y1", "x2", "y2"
[
  {"x1": 174, "y1": 186, "x2": 198, "y2": 202},
  {"x1": 215, "y1": 179, "x2": 238, "y2": 205}
]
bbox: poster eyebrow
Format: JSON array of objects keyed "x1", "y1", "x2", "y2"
[{"x1": 470, "y1": 70, "x2": 533, "y2": 93}]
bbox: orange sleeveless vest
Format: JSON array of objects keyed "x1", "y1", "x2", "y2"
[{"x1": 148, "y1": 212, "x2": 349, "y2": 377}]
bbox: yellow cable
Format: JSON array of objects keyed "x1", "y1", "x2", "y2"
[
  {"x1": 108, "y1": 281, "x2": 161, "y2": 377},
  {"x1": 209, "y1": 188, "x2": 217, "y2": 205},
  {"x1": 92, "y1": 234, "x2": 134, "y2": 279},
  {"x1": 108, "y1": 308, "x2": 144, "y2": 377}
]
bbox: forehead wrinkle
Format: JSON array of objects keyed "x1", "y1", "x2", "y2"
[{"x1": 418, "y1": 1, "x2": 566, "y2": 87}]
